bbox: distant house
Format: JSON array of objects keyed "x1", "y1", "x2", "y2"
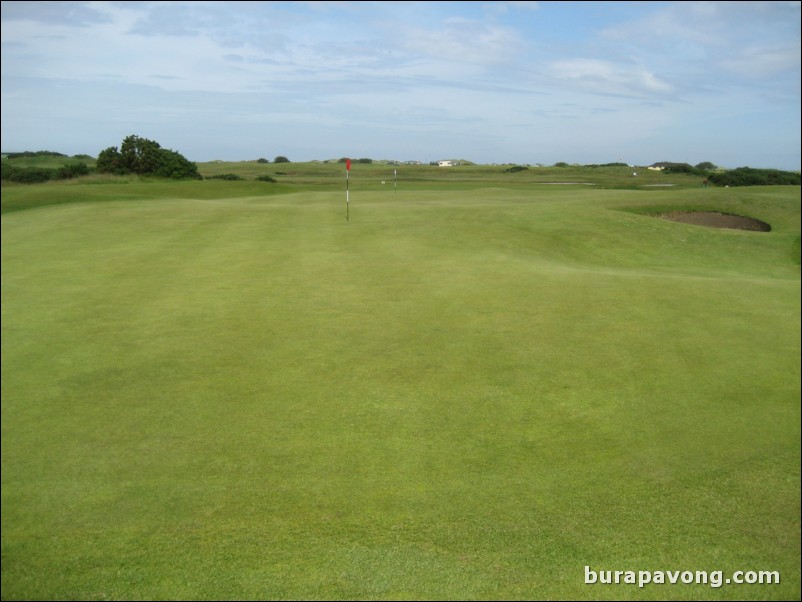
[
  {"x1": 438, "y1": 160, "x2": 453, "y2": 167},
  {"x1": 647, "y1": 166, "x2": 664, "y2": 171}
]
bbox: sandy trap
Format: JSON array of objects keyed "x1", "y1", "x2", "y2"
[{"x1": 657, "y1": 211, "x2": 771, "y2": 232}]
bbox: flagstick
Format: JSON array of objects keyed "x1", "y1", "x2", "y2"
[{"x1": 345, "y1": 158, "x2": 351, "y2": 222}]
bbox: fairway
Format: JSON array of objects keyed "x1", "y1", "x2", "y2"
[{"x1": 2, "y1": 178, "x2": 800, "y2": 600}]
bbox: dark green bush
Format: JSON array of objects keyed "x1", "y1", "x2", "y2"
[
  {"x1": 1, "y1": 160, "x2": 92, "y2": 182},
  {"x1": 660, "y1": 162, "x2": 703, "y2": 175},
  {"x1": 206, "y1": 173, "x2": 243, "y2": 181},
  {"x1": 1, "y1": 164, "x2": 53, "y2": 183},
  {"x1": 56, "y1": 163, "x2": 90, "y2": 179},
  {"x1": 708, "y1": 167, "x2": 800, "y2": 187}
]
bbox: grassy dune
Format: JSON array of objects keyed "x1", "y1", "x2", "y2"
[{"x1": 2, "y1": 172, "x2": 800, "y2": 600}]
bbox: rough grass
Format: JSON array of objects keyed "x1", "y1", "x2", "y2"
[{"x1": 2, "y1": 178, "x2": 800, "y2": 600}]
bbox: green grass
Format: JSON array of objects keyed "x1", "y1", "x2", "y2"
[
  {"x1": 193, "y1": 160, "x2": 707, "y2": 191},
  {"x1": 2, "y1": 173, "x2": 800, "y2": 600}
]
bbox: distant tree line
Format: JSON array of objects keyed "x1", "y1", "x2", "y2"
[
  {"x1": 3, "y1": 150, "x2": 68, "y2": 159},
  {"x1": 708, "y1": 167, "x2": 800, "y2": 187},
  {"x1": 652, "y1": 162, "x2": 800, "y2": 186},
  {"x1": 337, "y1": 157, "x2": 373, "y2": 164},
  {"x1": 3, "y1": 146, "x2": 798, "y2": 187}
]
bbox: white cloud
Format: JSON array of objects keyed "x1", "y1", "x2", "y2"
[
  {"x1": 397, "y1": 18, "x2": 526, "y2": 65},
  {"x1": 545, "y1": 59, "x2": 674, "y2": 97},
  {"x1": 601, "y1": 1, "x2": 801, "y2": 68},
  {"x1": 717, "y1": 41, "x2": 802, "y2": 79}
]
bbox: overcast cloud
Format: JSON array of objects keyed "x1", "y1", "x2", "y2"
[{"x1": 1, "y1": 1, "x2": 800, "y2": 169}]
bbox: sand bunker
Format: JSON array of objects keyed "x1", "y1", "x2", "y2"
[{"x1": 657, "y1": 211, "x2": 771, "y2": 232}]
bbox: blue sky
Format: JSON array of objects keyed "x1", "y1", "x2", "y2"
[{"x1": 1, "y1": 1, "x2": 800, "y2": 169}]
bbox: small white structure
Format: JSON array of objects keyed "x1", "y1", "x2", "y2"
[
  {"x1": 438, "y1": 160, "x2": 453, "y2": 167},
  {"x1": 647, "y1": 166, "x2": 664, "y2": 171}
]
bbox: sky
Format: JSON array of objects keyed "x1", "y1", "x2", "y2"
[{"x1": 1, "y1": 1, "x2": 800, "y2": 169}]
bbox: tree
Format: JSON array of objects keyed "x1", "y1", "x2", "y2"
[
  {"x1": 274, "y1": 156, "x2": 290, "y2": 163},
  {"x1": 96, "y1": 135, "x2": 200, "y2": 179},
  {"x1": 120, "y1": 135, "x2": 162, "y2": 174},
  {"x1": 695, "y1": 161, "x2": 717, "y2": 171},
  {"x1": 96, "y1": 146, "x2": 125, "y2": 174}
]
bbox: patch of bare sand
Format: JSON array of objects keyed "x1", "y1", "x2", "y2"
[{"x1": 658, "y1": 211, "x2": 771, "y2": 232}]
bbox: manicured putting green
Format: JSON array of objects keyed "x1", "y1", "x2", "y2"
[{"x1": 2, "y1": 180, "x2": 799, "y2": 600}]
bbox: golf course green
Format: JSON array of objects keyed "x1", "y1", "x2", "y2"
[{"x1": 2, "y1": 162, "x2": 799, "y2": 600}]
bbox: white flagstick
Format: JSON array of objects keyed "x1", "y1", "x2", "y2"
[
  {"x1": 394, "y1": 168, "x2": 397, "y2": 193},
  {"x1": 346, "y1": 158, "x2": 351, "y2": 221}
]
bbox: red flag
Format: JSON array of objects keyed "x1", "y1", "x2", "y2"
[{"x1": 346, "y1": 158, "x2": 351, "y2": 171}]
